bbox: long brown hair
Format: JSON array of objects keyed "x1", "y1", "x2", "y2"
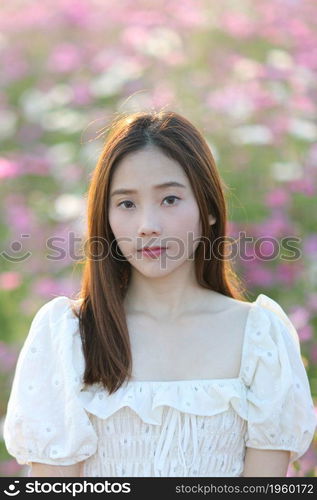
[{"x1": 71, "y1": 109, "x2": 248, "y2": 394}]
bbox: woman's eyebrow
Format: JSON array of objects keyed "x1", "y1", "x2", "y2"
[{"x1": 110, "y1": 181, "x2": 187, "y2": 197}]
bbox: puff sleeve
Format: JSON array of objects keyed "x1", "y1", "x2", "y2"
[
  {"x1": 3, "y1": 296, "x2": 98, "y2": 467},
  {"x1": 241, "y1": 294, "x2": 317, "y2": 464}
]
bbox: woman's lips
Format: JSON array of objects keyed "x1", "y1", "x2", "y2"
[{"x1": 138, "y1": 247, "x2": 167, "y2": 257}]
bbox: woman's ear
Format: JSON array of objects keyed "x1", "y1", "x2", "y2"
[{"x1": 208, "y1": 214, "x2": 216, "y2": 225}]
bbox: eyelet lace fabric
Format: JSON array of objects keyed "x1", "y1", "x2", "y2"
[{"x1": 3, "y1": 294, "x2": 317, "y2": 477}]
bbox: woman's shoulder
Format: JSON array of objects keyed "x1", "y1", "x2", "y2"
[
  {"x1": 201, "y1": 291, "x2": 253, "y2": 331},
  {"x1": 206, "y1": 291, "x2": 301, "y2": 358},
  {"x1": 209, "y1": 292, "x2": 295, "y2": 332},
  {"x1": 14, "y1": 295, "x2": 85, "y2": 382},
  {"x1": 200, "y1": 289, "x2": 252, "y2": 314},
  {"x1": 24, "y1": 295, "x2": 82, "y2": 347},
  {"x1": 245, "y1": 293, "x2": 299, "y2": 339},
  {"x1": 33, "y1": 294, "x2": 72, "y2": 313},
  {"x1": 33, "y1": 295, "x2": 82, "y2": 320}
]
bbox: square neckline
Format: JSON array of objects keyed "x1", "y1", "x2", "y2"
[{"x1": 126, "y1": 298, "x2": 259, "y2": 385}]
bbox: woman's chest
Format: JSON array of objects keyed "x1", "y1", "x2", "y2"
[{"x1": 126, "y1": 305, "x2": 250, "y2": 381}]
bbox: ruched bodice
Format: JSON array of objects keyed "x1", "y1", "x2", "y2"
[{"x1": 80, "y1": 380, "x2": 248, "y2": 477}]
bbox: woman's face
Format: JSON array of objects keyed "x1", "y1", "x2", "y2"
[{"x1": 108, "y1": 146, "x2": 215, "y2": 279}]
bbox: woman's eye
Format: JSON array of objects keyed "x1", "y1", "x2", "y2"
[
  {"x1": 163, "y1": 195, "x2": 181, "y2": 206},
  {"x1": 117, "y1": 200, "x2": 134, "y2": 209},
  {"x1": 117, "y1": 196, "x2": 180, "y2": 209}
]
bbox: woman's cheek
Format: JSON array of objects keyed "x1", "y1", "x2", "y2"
[{"x1": 109, "y1": 210, "x2": 125, "y2": 237}]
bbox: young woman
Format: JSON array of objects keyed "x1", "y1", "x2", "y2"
[{"x1": 3, "y1": 110, "x2": 317, "y2": 477}]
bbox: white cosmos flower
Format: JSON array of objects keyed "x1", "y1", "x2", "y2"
[
  {"x1": 288, "y1": 119, "x2": 317, "y2": 141},
  {"x1": 0, "y1": 110, "x2": 17, "y2": 139},
  {"x1": 54, "y1": 194, "x2": 85, "y2": 221},
  {"x1": 231, "y1": 125, "x2": 273, "y2": 144},
  {"x1": 270, "y1": 161, "x2": 303, "y2": 181}
]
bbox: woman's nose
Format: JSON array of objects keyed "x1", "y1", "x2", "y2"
[{"x1": 137, "y1": 209, "x2": 162, "y2": 235}]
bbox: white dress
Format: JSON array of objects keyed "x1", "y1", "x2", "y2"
[{"x1": 3, "y1": 293, "x2": 317, "y2": 477}]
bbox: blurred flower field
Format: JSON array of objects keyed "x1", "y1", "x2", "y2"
[{"x1": 0, "y1": 0, "x2": 316, "y2": 477}]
